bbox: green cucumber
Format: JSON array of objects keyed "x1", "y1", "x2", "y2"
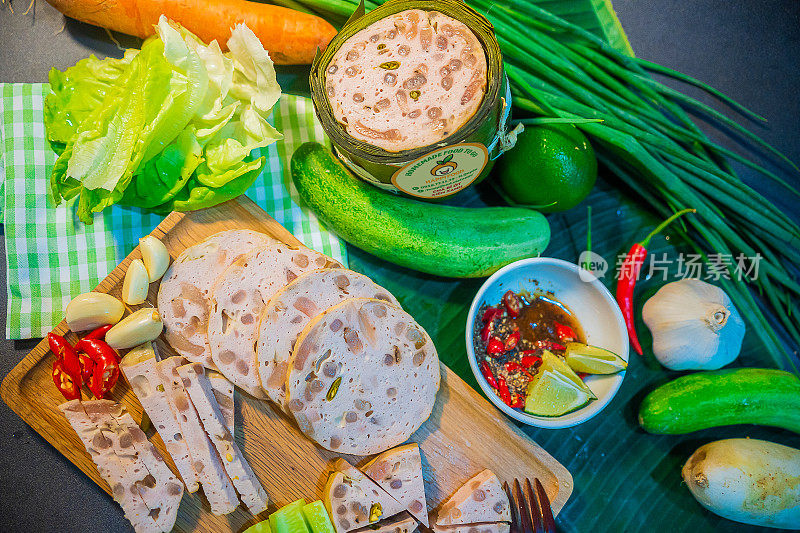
[
  {"x1": 302, "y1": 501, "x2": 336, "y2": 533},
  {"x1": 270, "y1": 499, "x2": 309, "y2": 533},
  {"x1": 639, "y1": 368, "x2": 800, "y2": 434},
  {"x1": 290, "y1": 142, "x2": 551, "y2": 278},
  {"x1": 243, "y1": 520, "x2": 272, "y2": 533}
]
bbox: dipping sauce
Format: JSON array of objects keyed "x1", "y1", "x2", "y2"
[
  {"x1": 325, "y1": 9, "x2": 488, "y2": 152},
  {"x1": 474, "y1": 290, "x2": 586, "y2": 408}
]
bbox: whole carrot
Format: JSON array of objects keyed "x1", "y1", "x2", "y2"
[
  {"x1": 45, "y1": 0, "x2": 337, "y2": 64},
  {"x1": 616, "y1": 208, "x2": 696, "y2": 355}
]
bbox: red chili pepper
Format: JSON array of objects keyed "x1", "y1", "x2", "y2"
[
  {"x1": 616, "y1": 208, "x2": 695, "y2": 356},
  {"x1": 502, "y1": 290, "x2": 522, "y2": 318},
  {"x1": 577, "y1": 372, "x2": 589, "y2": 380},
  {"x1": 504, "y1": 361, "x2": 534, "y2": 380},
  {"x1": 75, "y1": 338, "x2": 120, "y2": 399},
  {"x1": 83, "y1": 324, "x2": 113, "y2": 340},
  {"x1": 553, "y1": 322, "x2": 576, "y2": 343},
  {"x1": 533, "y1": 340, "x2": 566, "y2": 351},
  {"x1": 520, "y1": 353, "x2": 542, "y2": 368},
  {"x1": 509, "y1": 394, "x2": 525, "y2": 409},
  {"x1": 480, "y1": 360, "x2": 498, "y2": 389},
  {"x1": 480, "y1": 322, "x2": 493, "y2": 343},
  {"x1": 504, "y1": 330, "x2": 520, "y2": 351},
  {"x1": 52, "y1": 358, "x2": 81, "y2": 400},
  {"x1": 486, "y1": 337, "x2": 505, "y2": 356},
  {"x1": 481, "y1": 306, "x2": 503, "y2": 323},
  {"x1": 48, "y1": 333, "x2": 82, "y2": 391},
  {"x1": 496, "y1": 375, "x2": 512, "y2": 406}
]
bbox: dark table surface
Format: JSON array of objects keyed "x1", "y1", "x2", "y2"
[{"x1": 1, "y1": 1, "x2": 799, "y2": 532}]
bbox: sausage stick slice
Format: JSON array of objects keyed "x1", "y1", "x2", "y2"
[
  {"x1": 207, "y1": 370, "x2": 235, "y2": 435},
  {"x1": 81, "y1": 401, "x2": 183, "y2": 528},
  {"x1": 121, "y1": 342, "x2": 199, "y2": 492},
  {"x1": 435, "y1": 470, "x2": 510, "y2": 526},
  {"x1": 59, "y1": 400, "x2": 162, "y2": 533},
  {"x1": 157, "y1": 357, "x2": 239, "y2": 515},
  {"x1": 177, "y1": 362, "x2": 268, "y2": 515},
  {"x1": 111, "y1": 412, "x2": 184, "y2": 532}
]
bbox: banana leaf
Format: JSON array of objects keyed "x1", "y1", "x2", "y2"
[{"x1": 347, "y1": 2, "x2": 800, "y2": 532}]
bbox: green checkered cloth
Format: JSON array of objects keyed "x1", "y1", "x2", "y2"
[{"x1": 0, "y1": 83, "x2": 347, "y2": 340}]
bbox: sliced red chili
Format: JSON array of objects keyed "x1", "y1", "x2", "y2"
[
  {"x1": 577, "y1": 372, "x2": 589, "y2": 380},
  {"x1": 78, "y1": 353, "x2": 95, "y2": 384},
  {"x1": 553, "y1": 322, "x2": 576, "y2": 342},
  {"x1": 509, "y1": 394, "x2": 525, "y2": 409},
  {"x1": 504, "y1": 361, "x2": 534, "y2": 380},
  {"x1": 502, "y1": 290, "x2": 522, "y2": 318},
  {"x1": 496, "y1": 375, "x2": 513, "y2": 406},
  {"x1": 83, "y1": 324, "x2": 113, "y2": 341},
  {"x1": 48, "y1": 333, "x2": 82, "y2": 391},
  {"x1": 480, "y1": 360, "x2": 498, "y2": 389},
  {"x1": 52, "y1": 358, "x2": 80, "y2": 400},
  {"x1": 481, "y1": 307, "x2": 503, "y2": 323},
  {"x1": 480, "y1": 322, "x2": 493, "y2": 343},
  {"x1": 520, "y1": 354, "x2": 542, "y2": 369},
  {"x1": 486, "y1": 337, "x2": 505, "y2": 356},
  {"x1": 504, "y1": 330, "x2": 520, "y2": 351},
  {"x1": 75, "y1": 338, "x2": 120, "y2": 399}
]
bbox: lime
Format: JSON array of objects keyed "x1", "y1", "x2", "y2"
[
  {"x1": 541, "y1": 350, "x2": 596, "y2": 397},
  {"x1": 495, "y1": 123, "x2": 597, "y2": 212},
  {"x1": 524, "y1": 370, "x2": 594, "y2": 417},
  {"x1": 565, "y1": 342, "x2": 628, "y2": 374}
]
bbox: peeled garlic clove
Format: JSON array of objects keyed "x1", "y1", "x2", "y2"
[
  {"x1": 65, "y1": 292, "x2": 125, "y2": 331},
  {"x1": 642, "y1": 279, "x2": 745, "y2": 371},
  {"x1": 122, "y1": 259, "x2": 150, "y2": 305},
  {"x1": 106, "y1": 308, "x2": 164, "y2": 349},
  {"x1": 139, "y1": 236, "x2": 170, "y2": 282},
  {"x1": 121, "y1": 341, "x2": 157, "y2": 367}
]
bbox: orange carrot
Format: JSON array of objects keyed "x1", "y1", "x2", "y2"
[{"x1": 45, "y1": 0, "x2": 337, "y2": 64}]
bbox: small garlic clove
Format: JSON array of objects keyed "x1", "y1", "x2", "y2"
[
  {"x1": 139, "y1": 236, "x2": 170, "y2": 282},
  {"x1": 122, "y1": 340, "x2": 157, "y2": 362},
  {"x1": 65, "y1": 292, "x2": 125, "y2": 331},
  {"x1": 106, "y1": 308, "x2": 164, "y2": 349},
  {"x1": 122, "y1": 259, "x2": 150, "y2": 305}
]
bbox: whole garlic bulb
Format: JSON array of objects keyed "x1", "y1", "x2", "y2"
[{"x1": 642, "y1": 279, "x2": 745, "y2": 370}]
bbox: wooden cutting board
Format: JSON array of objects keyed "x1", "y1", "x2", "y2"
[{"x1": 1, "y1": 196, "x2": 572, "y2": 532}]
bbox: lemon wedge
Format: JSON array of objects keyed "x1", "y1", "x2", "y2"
[
  {"x1": 565, "y1": 342, "x2": 628, "y2": 374},
  {"x1": 524, "y1": 370, "x2": 594, "y2": 417},
  {"x1": 540, "y1": 350, "x2": 595, "y2": 396}
]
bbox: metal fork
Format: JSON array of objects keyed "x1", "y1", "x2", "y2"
[{"x1": 503, "y1": 478, "x2": 556, "y2": 533}]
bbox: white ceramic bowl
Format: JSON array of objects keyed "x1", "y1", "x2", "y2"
[{"x1": 465, "y1": 257, "x2": 629, "y2": 429}]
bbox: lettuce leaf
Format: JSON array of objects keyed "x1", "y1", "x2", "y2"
[
  {"x1": 44, "y1": 53, "x2": 133, "y2": 154},
  {"x1": 156, "y1": 154, "x2": 266, "y2": 213},
  {"x1": 43, "y1": 16, "x2": 282, "y2": 223}
]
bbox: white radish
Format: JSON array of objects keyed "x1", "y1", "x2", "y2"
[{"x1": 682, "y1": 438, "x2": 800, "y2": 529}]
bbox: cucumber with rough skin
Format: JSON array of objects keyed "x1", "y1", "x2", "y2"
[
  {"x1": 639, "y1": 368, "x2": 800, "y2": 434},
  {"x1": 302, "y1": 501, "x2": 336, "y2": 533},
  {"x1": 290, "y1": 142, "x2": 551, "y2": 278},
  {"x1": 270, "y1": 499, "x2": 309, "y2": 533}
]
